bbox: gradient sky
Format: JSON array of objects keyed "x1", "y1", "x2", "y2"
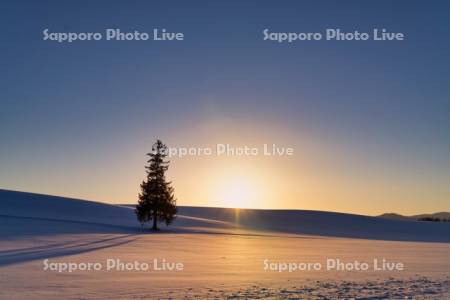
[{"x1": 1, "y1": 0, "x2": 449, "y2": 215}]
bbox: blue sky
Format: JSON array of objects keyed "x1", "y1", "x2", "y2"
[{"x1": 1, "y1": 0, "x2": 449, "y2": 214}]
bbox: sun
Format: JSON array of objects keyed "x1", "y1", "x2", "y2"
[{"x1": 215, "y1": 176, "x2": 258, "y2": 209}]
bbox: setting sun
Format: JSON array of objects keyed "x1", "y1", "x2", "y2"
[{"x1": 215, "y1": 175, "x2": 259, "y2": 209}]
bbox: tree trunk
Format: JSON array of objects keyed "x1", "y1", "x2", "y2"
[{"x1": 152, "y1": 211, "x2": 158, "y2": 231}]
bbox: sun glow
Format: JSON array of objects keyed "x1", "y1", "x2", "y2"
[{"x1": 215, "y1": 175, "x2": 259, "y2": 209}]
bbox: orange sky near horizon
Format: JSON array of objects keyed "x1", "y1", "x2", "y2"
[{"x1": 2, "y1": 119, "x2": 449, "y2": 217}]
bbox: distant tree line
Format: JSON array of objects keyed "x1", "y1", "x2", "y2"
[{"x1": 418, "y1": 217, "x2": 450, "y2": 222}]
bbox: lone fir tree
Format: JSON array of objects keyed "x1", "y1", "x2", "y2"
[{"x1": 136, "y1": 140, "x2": 177, "y2": 230}]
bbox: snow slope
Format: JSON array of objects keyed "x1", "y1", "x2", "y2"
[
  {"x1": 177, "y1": 206, "x2": 450, "y2": 242},
  {"x1": 1, "y1": 189, "x2": 450, "y2": 299},
  {"x1": 1, "y1": 189, "x2": 449, "y2": 242},
  {"x1": 0, "y1": 189, "x2": 235, "y2": 237}
]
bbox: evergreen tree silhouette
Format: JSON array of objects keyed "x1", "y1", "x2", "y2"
[{"x1": 136, "y1": 140, "x2": 177, "y2": 230}]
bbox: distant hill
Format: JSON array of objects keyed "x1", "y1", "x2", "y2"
[
  {"x1": 379, "y1": 212, "x2": 450, "y2": 221},
  {"x1": 378, "y1": 213, "x2": 412, "y2": 221},
  {"x1": 413, "y1": 212, "x2": 450, "y2": 220}
]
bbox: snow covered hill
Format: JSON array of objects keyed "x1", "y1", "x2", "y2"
[{"x1": 1, "y1": 189, "x2": 449, "y2": 242}]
